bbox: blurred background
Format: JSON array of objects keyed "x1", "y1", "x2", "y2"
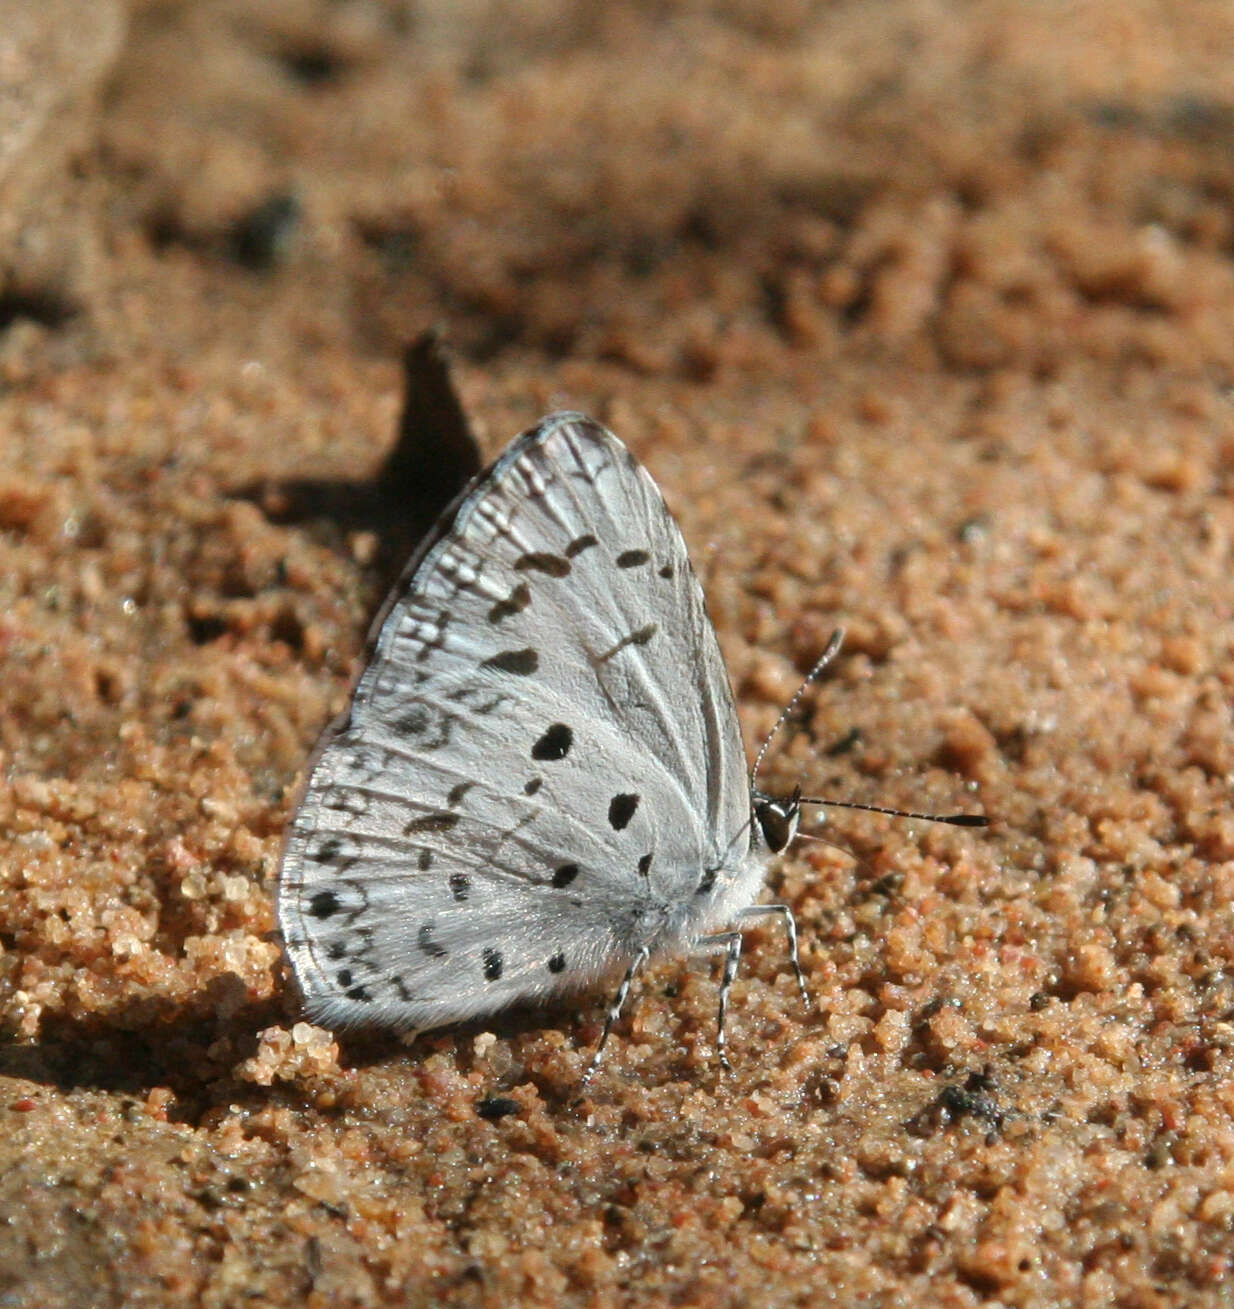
[{"x1": 13, "y1": 1, "x2": 1234, "y2": 392}]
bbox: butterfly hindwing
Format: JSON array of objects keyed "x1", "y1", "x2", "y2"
[{"x1": 278, "y1": 413, "x2": 753, "y2": 1031}]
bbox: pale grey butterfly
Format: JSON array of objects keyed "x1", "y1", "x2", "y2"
[{"x1": 277, "y1": 412, "x2": 987, "y2": 1079}]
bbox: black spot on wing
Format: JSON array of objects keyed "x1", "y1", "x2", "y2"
[
  {"x1": 346, "y1": 986, "x2": 373, "y2": 1002},
  {"x1": 565, "y1": 534, "x2": 598, "y2": 558},
  {"x1": 404, "y1": 812, "x2": 460, "y2": 835},
  {"x1": 393, "y1": 704, "x2": 456, "y2": 749},
  {"x1": 658, "y1": 564, "x2": 674, "y2": 578},
  {"x1": 447, "y1": 781, "x2": 474, "y2": 807},
  {"x1": 447, "y1": 685, "x2": 513, "y2": 716},
  {"x1": 322, "y1": 786, "x2": 369, "y2": 816},
  {"x1": 531, "y1": 723, "x2": 573, "y2": 761},
  {"x1": 598, "y1": 623, "x2": 658, "y2": 661},
  {"x1": 696, "y1": 867, "x2": 718, "y2": 896},
  {"x1": 418, "y1": 849, "x2": 433, "y2": 871},
  {"x1": 608, "y1": 793, "x2": 640, "y2": 831},
  {"x1": 483, "y1": 648, "x2": 539, "y2": 675},
  {"x1": 548, "y1": 951, "x2": 566, "y2": 974},
  {"x1": 551, "y1": 864, "x2": 579, "y2": 888},
  {"x1": 418, "y1": 924, "x2": 448, "y2": 958},
  {"x1": 488, "y1": 582, "x2": 530, "y2": 623},
  {"x1": 483, "y1": 947, "x2": 504, "y2": 981},
  {"x1": 313, "y1": 837, "x2": 343, "y2": 863},
  {"x1": 514, "y1": 552, "x2": 571, "y2": 577},
  {"x1": 637, "y1": 853, "x2": 653, "y2": 876},
  {"x1": 524, "y1": 777, "x2": 542, "y2": 795},
  {"x1": 616, "y1": 549, "x2": 650, "y2": 568},
  {"x1": 449, "y1": 873, "x2": 470, "y2": 901},
  {"x1": 308, "y1": 890, "x2": 340, "y2": 919},
  {"x1": 394, "y1": 705, "x2": 428, "y2": 734}
]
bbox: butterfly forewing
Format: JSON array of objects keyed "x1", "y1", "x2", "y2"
[{"x1": 278, "y1": 413, "x2": 752, "y2": 1031}]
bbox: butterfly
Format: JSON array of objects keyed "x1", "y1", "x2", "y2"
[{"x1": 277, "y1": 412, "x2": 986, "y2": 1079}]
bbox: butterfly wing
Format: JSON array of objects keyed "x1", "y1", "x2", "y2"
[{"x1": 278, "y1": 413, "x2": 752, "y2": 1031}]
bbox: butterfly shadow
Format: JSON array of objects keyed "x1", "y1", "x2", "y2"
[
  {"x1": 326, "y1": 1000, "x2": 602, "y2": 1103},
  {"x1": 230, "y1": 330, "x2": 483, "y2": 602},
  {"x1": 0, "y1": 979, "x2": 295, "y2": 1122},
  {"x1": 0, "y1": 988, "x2": 596, "y2": 1122}
]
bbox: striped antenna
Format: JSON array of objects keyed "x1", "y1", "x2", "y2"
[
  {"x1": 751, "y1": 627, "x2": 845, "y2": 787},
  {"x1": 751, "y1": 627, "x2": 989, "y2": 828}
]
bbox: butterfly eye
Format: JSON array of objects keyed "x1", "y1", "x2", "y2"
[{"x1": 754, "y1": 795, "x2": 801, "y2": 854}]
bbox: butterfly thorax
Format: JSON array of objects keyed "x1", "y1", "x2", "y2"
[{"x1": 624, "y1": 788, "x2": 798, "y2": 955}]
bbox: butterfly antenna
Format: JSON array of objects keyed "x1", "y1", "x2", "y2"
[
  {"x1": 751, "y1": 627, "x2": 846, "y2": 788},
  {"x1": 796, "y1": 797, "x2": 989, "y2": 827}
]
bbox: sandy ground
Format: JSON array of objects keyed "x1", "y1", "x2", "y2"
[{"x1": 2, "y1": 1, "x2": 1233, "y2": 1305}]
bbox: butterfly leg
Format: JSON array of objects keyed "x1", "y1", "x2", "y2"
[
  {"x1": 698, "y1": 930, "x2": 744, "y2": 1073},
  {"x1": 582, "y1": 946, "x2": 650, "y2": 1085},
  {"x1": 738, "y1": 904, "x2": 809, "y2": 1009}
]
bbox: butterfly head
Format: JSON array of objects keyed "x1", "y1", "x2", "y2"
[{"x1": 752, "y1": 784, "x2": 805, "y2": 855}]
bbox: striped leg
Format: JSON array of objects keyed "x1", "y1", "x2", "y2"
[
  {"x1": 699, "y1": 930, "x2": 744, "y2": 1072},
  {"x1": 582, "y1": 946, "x2": 650, "y2": 1085},
  {"x1": 739, "y1": 903, "x2": 809, "y2": 1008}
]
